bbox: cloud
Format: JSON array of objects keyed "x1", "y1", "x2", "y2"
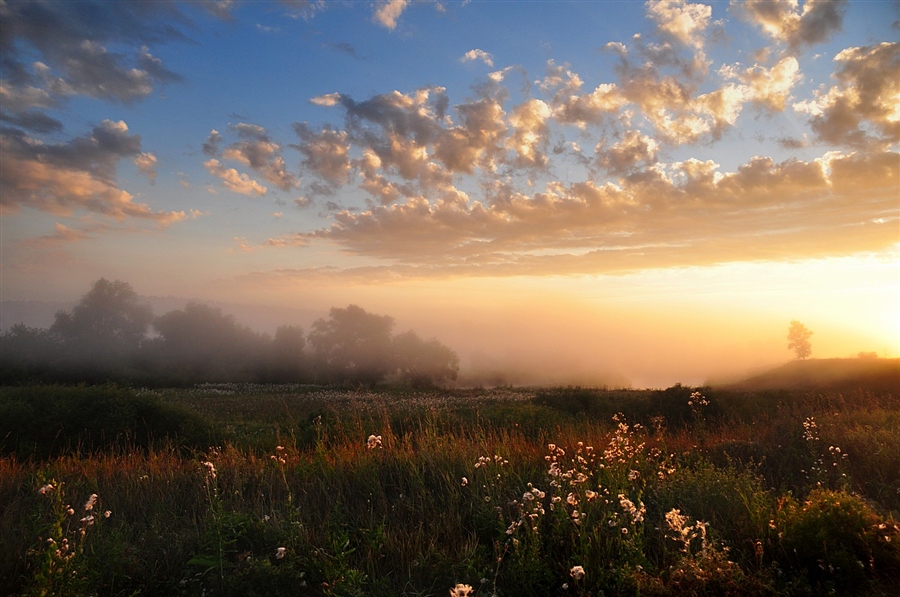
[
  {"x1": 461, "y1": 49, "x2": 494, "y2": 67},
  {"x1": 0, "y1": 1, "x2": 185, "y2": 115},
  {"x1": 297, "y1": 148, "x2": 898, "y2": 275},
  {"x1": 596, "y1": 130, "x2": 660, "y2": 174},
  {"x1": 0, "y1": 121, "x2": 187, "y2": 225},
  {"x1": 736, "y1": 0, "x2": 848, "y2": 50},
  {"x1": 203, "y1": 129, "x2": 223, "y2": 156},
  {"x1": 325, "y1": 42, "x2": 361, "y2": 59},
  {"x1": 738, "y1": 56, "x2": 801, "y2": 111},
  {"x1": 373, "y1": 0, "x2": 409, "y2": 30},
  {"x1": 222, "y1": 123, "x2": 298, "y2": 191},
  {"x1": 794, "y1": 41, "x2": 900, "y2": 147},
  {"x1": 201, "y1": 0, "x2": 236, "y2": 20},
  {"x1": 292, "y1": 124, "x2": 352, "y2": 186},
  {"x1": 203, "y1": 124, "x2": 298, "y2": 191},
  {"x1": 506, "y1": 99, "x2": 552, "y2": 168},
  {"x1": 646, "y1": 0, "x2": 713, "y2": 49},
  {"x1": 203, "y1": 159, "x2": 268, "y2": 196},
  {"x1": 134, "y1": 152, "x2": 158, "y2": 183},
  {"x1": 0, "y1": 108, "x2": 63, "y2": 133}
]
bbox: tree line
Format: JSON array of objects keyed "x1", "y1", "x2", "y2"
[{"x1": 0, "y1": 279, "x2": 459, "y2": 387}]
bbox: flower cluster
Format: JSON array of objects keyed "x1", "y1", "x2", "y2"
[
  {"x1": 448, "y1": 583, "x2": 474, "y2": 596},
  {"x1": 201, "y1": 460, "x2": 217, "y2": 480},
  {"x1": 665, "y1": 508, "x2": 709, "y2": 555},
  {"x1": 366, "y1": 434, "x2": 383, "y2": 450},
  {"x1": 270, "y1": 445, "x2": 287, "y2": 464}
]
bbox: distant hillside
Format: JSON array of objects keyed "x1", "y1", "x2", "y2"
[{"x1": 721, "y1": 358, "x2": 900, "y2": 393}]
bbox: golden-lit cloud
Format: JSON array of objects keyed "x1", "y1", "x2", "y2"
[
  {"x1": 736, "y1": 0, "x2": 848, "y2": 50},
  {"x1": 794, "y1": 42, "x2": 900, "y2": 147},
  {"x1": 0, "y1": 121, "x2": 187, "y2": 225},
  {"x1": 134, "y1": 152, "x2": 158, "y2": 183},
  {"x1": 373, "y1": 0, "x2": 409, "y2": 30},
  {"x1": 461, "y1": 49, "x2": 494, "y2": 67},
  {"x1": 203, "y1": 159, "x2": 268, "y2": 196},
  {"x1": 299, "y1": 147, "x2": 897, "y2": 276},
  {"x1": 206, "y1": 124, "x2": 299, "y2": 191},
  {"x1": 645, "y1": 0, "x2": 713, "y2": 50}
]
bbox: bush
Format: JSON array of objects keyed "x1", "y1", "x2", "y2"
[
  {"x1": 0, "y1": 385, "x2": 216, "y2": 458},
  {"x1": 776, "y1": 489, "x2": 900, "y2": 593}
]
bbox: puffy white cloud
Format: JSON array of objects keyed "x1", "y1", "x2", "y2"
[
  {"x1": 311, "y1": 93, "x2": 342, "y2": 107},
  {"x1": 373, "y1": 0, "x2": 409, "y2": 30},
  {"x1": 461, "y1": 49, "x2": 494, "y2": 67},
  {"x1": 739, "y1": 56, "x2": 801, "y2": 111},
  {"x1": 506, "y1": 99, "x2": 552, "y2": 168},
  {"x1": 203, "y1": 159, "x2": 268, "y2": 196},
  {"x1": 645, "y1": 0, "x2": 713, "y2": 49}
]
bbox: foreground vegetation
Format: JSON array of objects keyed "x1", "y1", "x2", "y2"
[{"x1": 2, "y1": 380, "x2": 899, "y2": 596}]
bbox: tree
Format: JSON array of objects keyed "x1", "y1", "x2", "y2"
[
  {"x1": 51, "y1": 279, "x2": 152, "y2": 347},
  {"x1": 787, "y1": 320, "x2": 813, "y2": 360},
  {"x1": 265, "y1": 325, "x2": 308, "y2": 382},
  {"x1": 150, "y1": 302, "x2": 269, "y2": 381},
  {"x1": 49, "y1": 278, "x2": 153, "y2": 373},
  {"x1": 391, "y1": 330, "x2": 459, "y2": 387},
  {"x1": 308, "y1": 305, "x2": 394, "y2": 385}
]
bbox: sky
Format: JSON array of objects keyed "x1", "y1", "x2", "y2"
[{"x1": 1, "y1": 0, "x2": 898, "y2": 387}]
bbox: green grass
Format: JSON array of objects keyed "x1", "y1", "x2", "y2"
[{"x1": 1, "y1": 383, "x2": 898, "y2": 596}]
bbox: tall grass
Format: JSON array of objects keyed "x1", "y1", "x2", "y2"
[{"x1": 1, "y1": 384, "x2": 898, "y2": 596}]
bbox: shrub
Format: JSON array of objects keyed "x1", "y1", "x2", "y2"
[
  {"x1": 776, "y1": 489, "x2": 900, "y2": 593},
  {"x1": 0, "y1": 385, "x2": 216, "y2": 458}
]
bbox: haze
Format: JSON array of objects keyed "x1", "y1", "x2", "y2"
[{"x1": 1, "y1": 1, "x2": 898, "y2": 388}]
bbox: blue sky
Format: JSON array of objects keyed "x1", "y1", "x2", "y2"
[{"x1": 2, "y1": 0, "x2": 898, "y2": 385}]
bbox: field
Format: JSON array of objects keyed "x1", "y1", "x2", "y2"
[{"x1": 2, "y1": 365, "x2": 899, "y2": 596}]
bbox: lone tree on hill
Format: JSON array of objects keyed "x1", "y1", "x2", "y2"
[{"x1": 787, "y1": 320, "x2": 813, "y2": 360}]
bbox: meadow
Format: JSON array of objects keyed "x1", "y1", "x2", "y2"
[{"x1": 1, "y1": 374, "x2": 899, "y2": 596}]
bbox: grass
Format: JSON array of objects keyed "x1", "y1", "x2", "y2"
[{"x1": 1, "y1": 383, "x2": 898, "y2": 596}]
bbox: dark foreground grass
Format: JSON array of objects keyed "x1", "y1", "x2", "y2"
[{"x1": 1, "y1": 384, "x2": 899, "y2": 596}]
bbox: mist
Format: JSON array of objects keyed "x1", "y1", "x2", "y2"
[{"x1": 4, "y1": 275, "x2": 891, "y2": 389}]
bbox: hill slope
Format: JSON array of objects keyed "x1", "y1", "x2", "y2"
[{"x1": 722, "y1": 358, "x2": 899, "y2": 393}]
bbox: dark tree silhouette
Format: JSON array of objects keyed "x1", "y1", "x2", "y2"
[
  {"x1": 51, "y1": 279, "x2": 152, "y2": 348},
  {"x1": 308, "y1": 305, "x2": 394, "y2": 385},
  {"x1": 787, "y1": 320, "x2": 813, "y2": 360},
  {"x1": 391, "y1": 330, "x2": 459, "y2": 386},
  {"x1": 150, "y1": 302, "x2": 269, "y2": 381},
  {"x1": 48, "y1": 278, "x2": 153, "y2": 375},
  {"x1": 265, "y1": 324, "x2": 308, "y2": 382}
]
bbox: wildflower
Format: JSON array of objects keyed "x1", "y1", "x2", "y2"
[
  {"x1": 366, "y1": 434, "x2": 383, "y2": 450},
  {"x1": 201, "y1": 461, "x2": 217, "y2": 479},
  {"x1": 81, "y1": 515, "x2": 95, "y2": 526},
  {"x1": 275, "y1": 546, "x2": 286, "y2": 559},
  {"x1": 449, "y1": 583, "x2": 474, "y2": 597},
  {"x1": 461, "y1": 476, "x2": 468, "y2": 487},
  {"x1": 104, "y1": 510, "x2": 111, "y2": 518},
  {"x1": 84, "y1": 493, "x2": 98, "y2": 511},
  {"x1": 570, "y1": 565, "x2": 585, "y2": 580},
  {"x1": 38, "y1": 483, "x2": 54, "y2": 495},
  {"x1": 628, "y1": 469, "x2": 640, "y2": 481},
  {"x1": 621, "y1": 527, "x2": 628, "y2": 534},
  {"x1": 66, "y1": 507, "x2": 75, "y2": 516}
]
